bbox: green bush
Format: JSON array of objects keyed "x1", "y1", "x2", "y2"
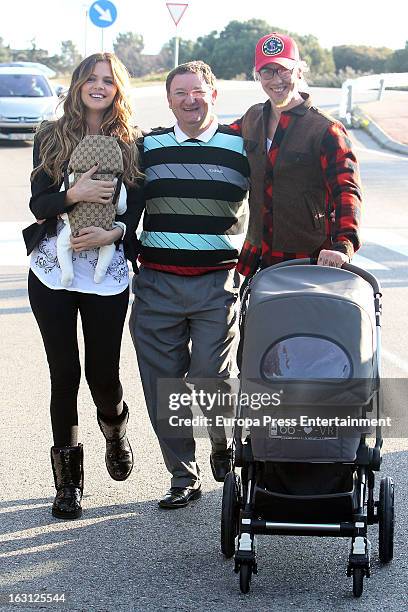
[{"x1": 307, "y1": 67, "x2": 368, "y2": 88}]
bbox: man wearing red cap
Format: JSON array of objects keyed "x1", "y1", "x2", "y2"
[{"x1": 230, "y1": 33, "x2": 362, "y2": 274}]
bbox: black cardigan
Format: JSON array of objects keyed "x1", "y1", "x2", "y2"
[{"x1": 25, "y1": 134, "x2": 145, "y2": 271}]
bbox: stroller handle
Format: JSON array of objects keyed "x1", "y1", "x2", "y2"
[{"x1": 268, "y1": 258, "x2": 382, "y2": 295}]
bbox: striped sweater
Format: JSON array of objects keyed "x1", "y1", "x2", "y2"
[{"x1": 140, "y1": 125, "x2": 250, "y2": 275}]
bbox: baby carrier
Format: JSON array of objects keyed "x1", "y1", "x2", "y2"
[{"x1": 65, "y1": 134, "x2": 124, "y2": 235}]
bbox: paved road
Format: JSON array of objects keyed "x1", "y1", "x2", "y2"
[
  {"x1": 0, "y1": 85, "x2": 407, "y2": 611},
  {"x1": 359, "y1": 90, "x2": 408, "y2": 146}
]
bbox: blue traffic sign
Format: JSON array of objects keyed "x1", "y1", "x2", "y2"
[{"x1": 89, "y1": 0, "x2": 117, "y2": 28}]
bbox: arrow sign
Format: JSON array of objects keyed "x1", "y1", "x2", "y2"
[
  {"x1": 166, "y1": 2, "x2": 188, "y2": 26},
  {"x1": 94, "y1": 4, "x2": 112, "y2": 21},
  {"x1": 89, "y1": 0, "x2": 117, "y2": 28}
]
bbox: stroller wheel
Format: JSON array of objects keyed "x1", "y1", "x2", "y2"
[
  {"x1": 352, "y1": 567, "x2": 364, "y2": 598},
  {"x1": 378, "y1": 476, "x2": 395, "y2": 563},
  {"x1": 221, "y1": 471, "x2": 241, "y2": 558},
  {"x1": 239, "y1": 563, "x2": 252, "y2": 594}
]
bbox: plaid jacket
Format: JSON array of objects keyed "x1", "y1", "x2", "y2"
[{"x1": 230, "y1": 98, "x2": 362, "y2": 275}]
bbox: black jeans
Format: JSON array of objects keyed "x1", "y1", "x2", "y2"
[{"x1": 28, "y1": 270, "x2": 129, "y2": 446}]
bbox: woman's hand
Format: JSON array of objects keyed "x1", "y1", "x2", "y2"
[
  {"x1": 317, "y1": 249, "x2": 349, "y2": 268},
  {"x1": 65, "y1": 164, "x2": 115, "y2": 206},
  {"x1": 70, "y1": 226, "x2": 123, "y2": 252}
]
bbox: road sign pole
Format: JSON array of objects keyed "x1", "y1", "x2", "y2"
[
  {"x1": 83, "y1": 4, "x2": 88, "y2": 57},
  {"x1": 174, "y1": 34, "x2": 179, "y2": 68},
  {"x1": 166, "y1": 2, "x2": 188, "y2": 67},
  {"x1": 89, "y1": 0, "x2": 117, "y2": 50}
]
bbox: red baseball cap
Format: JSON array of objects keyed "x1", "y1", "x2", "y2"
[{"x1": 255, "y1": 33, "x2": 300, "y2": 71}]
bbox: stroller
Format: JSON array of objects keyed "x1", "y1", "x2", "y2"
[{"x1": 221, "y1": 259, "x2": 394, "y2": 597}]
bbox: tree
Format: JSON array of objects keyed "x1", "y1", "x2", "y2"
[
  {"x1": 10, "y1": 39, "x2": 50, "y2": 64},
  {"x1": 0, "y1": 37, "x2": 11, "y2": 62},
  {"x1": 168, "y1": 21, "x2": 334, "y2": 80},
  {"x1": 213, "y1": 20, "x2": 275, "y2": 79},
  {"x1": 113, "y1": 32, "x2": 144, "y2": 77},
  {"x1": 191, "y1": 30, "x2": 219, "y2": 65},
  {"x1": 43, "y1": 40, "x2": 82, "y2": 75},
  {"x1": 189, "y1": 19, "x2": 277, "y2": 79},
  {"x1": 157, "y1": 38, "x2": 196, "y2": 71},
  {"x1": 386, "y1": 41, "x2": 408, "y2": 72},
  {"x1": 59, "y1": 40, "x2": 82, "y2": 72},
  {"x1": 296, "y1": 34, "x2": 335, "y2": 75},
  {"x1": 333, "y1": 45, "x2": 393, "y2": 74}
]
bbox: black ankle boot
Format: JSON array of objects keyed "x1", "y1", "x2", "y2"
[
  {"x1": 50, "y1": 444, "x2": 83, "y2": 519},
  {"x1": 97, "y1": 403, "x2": 133, "y2": 481}
]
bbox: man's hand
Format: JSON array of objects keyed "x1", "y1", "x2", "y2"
[
  {"x1": 317, "y1": 249, "x2": 349, "y2": 268},
  {"x1": 66, "y1": 165, "x2": 115, "y2": 206},
  {"x1": 70, "y1": 226, "x2": 123, "y2": 252}
]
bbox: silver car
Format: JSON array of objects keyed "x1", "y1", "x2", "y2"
[{"x1": 0, "y1": 66, "x2": 61, "y2": 141}]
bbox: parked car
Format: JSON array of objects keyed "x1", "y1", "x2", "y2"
[
  {"x1": 0, "y1": 61, "x2": 56, "y2": 78},
  {"x1": 0, "y1": 66, "x2": 61, "y2": 141}
]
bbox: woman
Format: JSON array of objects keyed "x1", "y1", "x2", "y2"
[{"x1": 27, "y1": 53, "x2": 144, "y2": 520}]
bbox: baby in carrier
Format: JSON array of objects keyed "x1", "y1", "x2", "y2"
[{"x1": 57, "y1": 135, "x2": 125, "y2": 286}]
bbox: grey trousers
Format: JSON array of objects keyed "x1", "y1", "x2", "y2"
[{"x1": 129, "y1": 267, "x2": 240, "y2": 488}]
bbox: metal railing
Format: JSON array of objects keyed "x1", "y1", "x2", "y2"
[{"x1": 339, "y1": 73, "x2": 408, "y2": 124}]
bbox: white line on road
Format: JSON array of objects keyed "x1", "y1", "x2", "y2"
[
  {"x1": 354, "y1": 145, "x2": 408, "y2": 161},
  {"x1": 0, "y1": 222, "x2": 28, "y2": 267},
  {"x1": 362, "y1": 228, "x2": 408, "y2": 259},
  {"x1": 1, "y1": 224, "x2": 408, "y2": 269},
  {"x1": 382, "y1": 348, "x2": 408, "y2": 374},
  {"x1": 352, "y1": 253, "x2": 388, "y2": 270}
]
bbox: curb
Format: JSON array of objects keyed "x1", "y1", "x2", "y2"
[{"x1": 353, "y1": 106, "x2": 408, "y2": 156}]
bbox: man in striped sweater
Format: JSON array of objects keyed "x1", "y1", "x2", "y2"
[{"x1": 129, "y1": 61, "x2": 250, "y2": 508}]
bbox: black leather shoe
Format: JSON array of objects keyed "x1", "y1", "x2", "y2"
[
  {"x1": 158, "y1": 485, "x2": 202, "y2": 509},
  {"x1": 210, "y1": 448, "x2": 232, "y2": 482}
]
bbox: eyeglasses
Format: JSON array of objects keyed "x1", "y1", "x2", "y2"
[
  {"x1": 259, "y1": 66, "x2": 294, "y2": 80},
  {"x1": 172, "y1": 89, "x2": 212, "y2": 99}
]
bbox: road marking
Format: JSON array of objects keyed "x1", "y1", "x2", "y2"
[
  {"x1": 362, "y1": 228, "x2": 408, "y2": 259},
  {"x1": 352, "y1": 253, "x2": 388, "y2": 270},
  {"x1": 354, "y1": 145, "x2": 408, "y2": 161},
  {"x1": 218, "y1": 114, "x2": 242, "y2": 119},
  {"x1": 1, "y1": 223, "x2": 408, "y2": 269},
  {"x1": 382, "y1": 349, "x2": 408, "y2": 374},
  {"x1": 0, "y1": 222, "x2": 29, "y2": 267}
]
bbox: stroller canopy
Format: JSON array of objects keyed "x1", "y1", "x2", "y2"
[{"x1": 241, "y1": 265, "x2": 377, "y2": 406}]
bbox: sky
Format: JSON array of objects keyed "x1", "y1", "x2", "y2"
[{"x1": 2, "y1": 0, "x2": 407, "y2": 57}]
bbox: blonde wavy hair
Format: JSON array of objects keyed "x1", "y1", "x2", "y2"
[{"x1": 32, "y1": 53, "x2": 143, "y2": 186}]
